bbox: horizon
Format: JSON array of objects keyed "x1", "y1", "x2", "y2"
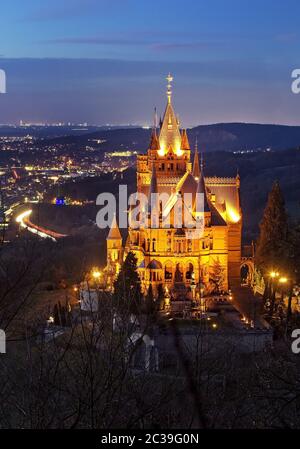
[{"x1": 1, "y1": 0, "x2": 300, "y2": 125}]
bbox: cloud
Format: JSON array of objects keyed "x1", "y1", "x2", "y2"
[
  {"x1": 151, "y1": 42, "x2": 213, "y2": 52},
  {"x1": 40, "y1": 36, "x2": 149, "y2": 46},
  {"x1": 39, "y1": 33, "x2": 218, "y2": 53}
]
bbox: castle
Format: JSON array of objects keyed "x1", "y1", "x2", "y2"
[{"x1": 106, "y1": 75, "x2": 242, "y2": 300}]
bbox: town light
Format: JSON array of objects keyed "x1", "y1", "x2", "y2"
[{"x1": 270, "y1": 271, "x2": 279, "y2": 278}]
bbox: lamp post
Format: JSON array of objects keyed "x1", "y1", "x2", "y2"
[{"x1": 268, "y1": 271, "x2": 279, "y2": 317}]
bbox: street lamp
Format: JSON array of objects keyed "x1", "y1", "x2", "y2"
[
  {"x1": 279, "y1": 277, "x2": 288, "y2": 284},
  {"x1": 92, "y1": 269, "x2": 101, "y2": 280}
]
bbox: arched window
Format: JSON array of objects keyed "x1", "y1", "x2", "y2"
[
  {"x1": 165, "y1": 263, "x2": 172, "y2": 280},
  {"x1": 186, "y1": 263, "x2": 194, "y2": 280}
]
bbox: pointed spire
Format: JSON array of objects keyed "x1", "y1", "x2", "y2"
[
  {"x1": 149, "y1": 128, "x2": 159, "y2": 151},
  {"x1": 192, "y1": 138, "x2": 200, "y2": 179},
  {"x1": 195, "y1": 154, "x2": 210, "y2": 213},
  {"x1": 159, "y1": 74, "x2": 181, "y2": 153},
  {"x1": 181, "y1": 129, "x2": 190, "y2": 150},
  {"x1": 107, "y1": 213, "x2": 122, "y2": 240}
]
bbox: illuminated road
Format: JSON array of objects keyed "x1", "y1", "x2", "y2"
[{"x1": 16, "y1": 209, "x2": 67, "y2": 242}]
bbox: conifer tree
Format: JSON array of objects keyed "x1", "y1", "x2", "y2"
[
  {"x1": 256, "y1": 181, "x2": 288, "y2": 272},
  {"x1": 113, "y1": 251, "x2": 142, "y2": 312}
]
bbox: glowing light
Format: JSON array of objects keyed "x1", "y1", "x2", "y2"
[
  {"x1": 92, "y1": 269, "x2": 101, "y2": 279},
  {"x1": 158, "y1": 143, "x2": 166, "y2": 157},
  {"x1": 270, "y1": 271, "x2": 279, "y2": 278},
  {"x1": 16, "y1": 209, "x2": 32, "y2": 223},
  {"x1": 279, "y1": 277, "x2": 288, "y2": 284},
  {"x1": 212, "y1": 323, "x2": 217, "y2": 329},
  {"x1": 227, "y1": 207, "x2": 240, "y2": 223}
]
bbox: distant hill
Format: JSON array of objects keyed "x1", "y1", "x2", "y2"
[{"x1": 41, "y1": 122, "x2": 300, "y2": 153}]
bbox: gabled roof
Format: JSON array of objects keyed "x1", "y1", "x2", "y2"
[{"x1": 107, "y1": 214, "x2": 122, "y2": 240}]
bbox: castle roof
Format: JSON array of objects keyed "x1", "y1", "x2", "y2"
[
  {"x1": 107, "y1": 214, "x2": 122, "y2": 240},
  {"x1": 149, "y1": 128, "x2": 159, "y2": 151},
  {"x1": 181, "y1": 129, "x2": 190, "y2": 150},
  {"x1": 192, "y1": 143, "x2": 200, "y2": 179},
  {"x1": 195, "y1": 168, "x2": 210, "y2": 213}
]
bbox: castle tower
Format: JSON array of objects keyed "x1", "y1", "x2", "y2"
[
  {"x1": 106, "y1": 74, "x2": 242, "y2": 296},
  {"x1": 106, "y1": 214, "x2": 123, "y2": 286}
]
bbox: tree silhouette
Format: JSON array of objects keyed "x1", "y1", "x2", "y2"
[
  {"x1": 113, "y1": 251, "x2": 142, "y2": 312},
  {"x1": 256, "y1": 181, "x2": 288, "y2": 274}
]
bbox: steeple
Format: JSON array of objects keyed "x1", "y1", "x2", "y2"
[
  {"x1": 107, "y1": 213, "x2": 122, "y2": 240},
  {"x1": 149, "y1": 107, "x2": 160, "y2": 151},
  {"x1": 192, "y1": 138, "x2": 200, "y2": 179},
  {"x1": 149, "y1": 128, "x2": 159, "y2": 151},
  {"x1": 195, "y1": 156, "x2": 210, "y2": 213},
  {"x1": 181, "y1": 129, "x2": 190, "y2": 151},
  {"x1": 159, "y1": 74, "x2": 182, "y2": 155}
]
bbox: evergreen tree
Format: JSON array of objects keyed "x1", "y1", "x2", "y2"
[
  {"x1": 113, "y1": 252, "x2": 142, "y2": 312},
  {"x1": 256, "y1": 181, "x2": 288, "y2": 274}
]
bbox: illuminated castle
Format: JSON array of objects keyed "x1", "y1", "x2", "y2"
[{"x1": 106, "y1": 75, "x2": 242, "y2": 299}]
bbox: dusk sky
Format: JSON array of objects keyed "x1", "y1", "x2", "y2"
[{"x1": 1, "y1": 0, "x2": 300, "y2": 126}]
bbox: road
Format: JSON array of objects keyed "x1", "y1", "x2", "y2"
[{"x1": 16, "y1": 209, "x2": 67, "y2": 241}]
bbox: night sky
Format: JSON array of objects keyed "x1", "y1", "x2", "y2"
[{"x1": 0, "y1": 0, "x2": 300, "y2": 126}]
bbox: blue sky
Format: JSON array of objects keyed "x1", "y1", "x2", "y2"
[{"x1": 0, "y1": 0, "x2": 300, "y2": 125}]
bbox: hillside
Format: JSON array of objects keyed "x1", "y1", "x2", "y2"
[{"x1": 40, "y1": 123, "x2": 300, "y2": 153}]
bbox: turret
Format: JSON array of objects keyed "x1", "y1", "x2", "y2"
[
  {"x1": 106, "y1": 213, "x2": 123, "y2": 268},
  {"x1": 192, "y1": 139, "x2": 200, "y2": 180}
]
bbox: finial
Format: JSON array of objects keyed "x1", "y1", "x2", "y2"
[
  {"x1": 166, "y1": 73, "x2": 173, "y2": 104},
  {"x1": 200, "y1": 151, "x2": 204, "y2": 171}
]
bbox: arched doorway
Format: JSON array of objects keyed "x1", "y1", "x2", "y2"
[{"x1": 240, "y1": 260, "x2": 254, "y2": 285}]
